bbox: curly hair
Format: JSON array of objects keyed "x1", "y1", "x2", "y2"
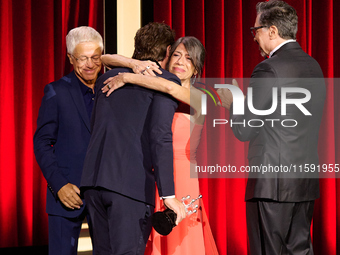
[{"x1": 132, "y1": 22, "x2": 175, "y2": 61}]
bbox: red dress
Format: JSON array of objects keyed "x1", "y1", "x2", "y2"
[{"x1": 145, "y1": 113, "x2": 219, "y2": 255}]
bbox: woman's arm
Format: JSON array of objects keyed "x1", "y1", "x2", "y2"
[
  {"x1": 102, "y1": 72, "x2": 204, "y2": 123},
  {"x1": 103, "y1": 72, "x2": 189, "y2": 102},
  {"x1": 101, "y1": 54, "x2": 161, "y2": 75}
]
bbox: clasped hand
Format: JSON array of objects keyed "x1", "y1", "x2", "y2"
[
  {"x1": 163, "y1": 197, "x2": 186, "y2": 225},
  {"x1": 102, "y1": 59, "x2": 162, "y2": 97},
  {"x1": 57, "y1": 183, "x2": 83, "y2": 210}
]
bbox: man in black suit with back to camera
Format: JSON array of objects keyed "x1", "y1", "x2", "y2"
[
  {"x1": 80, "y1": 22, "x2": 186, "y2": 255},
  {"x1": 218, "y1": 1, "x2": 326, "y2": 254}
]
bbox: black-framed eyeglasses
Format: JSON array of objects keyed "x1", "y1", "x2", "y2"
[
  {"x1": 250, "y1": 26, "x2": 267, "y2": 37},
  {"x1": 71, "y1": 54, "x2": 101, "y2": 65}
]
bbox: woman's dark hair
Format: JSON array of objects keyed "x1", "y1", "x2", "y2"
[{"x1": 168, "y1": 36, "x2": 206, "y2": 77}]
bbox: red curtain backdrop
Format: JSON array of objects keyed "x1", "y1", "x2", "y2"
[
  {"x1": 153, "y1": 0, "x2": 340, "y2": 255},
  {"x1": 0, "y1": 0, "x2": 103, "y2": 248},
  {"x1": 1, "y1": 0, "x2": 339, "y2": 253}
]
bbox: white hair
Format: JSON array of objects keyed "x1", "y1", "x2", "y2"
[{"x1": 66, "y1": 26, "x2": 103, "y2": 54}]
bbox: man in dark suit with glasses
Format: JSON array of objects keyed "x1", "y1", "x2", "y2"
[{"x1": 218, "y1": 1, "x2": 326, "y2": 254}]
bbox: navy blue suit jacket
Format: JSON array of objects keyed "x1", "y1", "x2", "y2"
[
  {"x1": 80, "y1": 67, "x2": 181, "y2": 206},
  {"x1": 34, "y1": 71, "x2": 91, "y2": 218}
]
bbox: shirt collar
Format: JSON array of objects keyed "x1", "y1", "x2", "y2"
[
  {"x1": 269, "y1": 39, "x2": 296, "y2": 58},
  {"x1": 76, "y1": 76, "x2": 93, "y2": 95}
]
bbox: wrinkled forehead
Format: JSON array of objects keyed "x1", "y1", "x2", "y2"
[{"x1": 73, "y1": 42, "x2": 102, "y2": 55}]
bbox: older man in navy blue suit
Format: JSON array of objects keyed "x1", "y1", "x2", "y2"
[{"x1": 34, "y1": 26, "x2": 103, "y2": 255}]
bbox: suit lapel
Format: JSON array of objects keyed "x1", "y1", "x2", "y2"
[{"x1": 65, "y1": 72, "x2": 91, "y2": 132}]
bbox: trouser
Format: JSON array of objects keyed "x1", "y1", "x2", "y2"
[
  {"x1": 84, "y1": 188, "x2": 154, "y2": 255},
  {"x1": 246, "y1": 200, "x2": 315, "y2": 255},
  {"x1": 48, "y1": 209, "x2": 90, "y2": 255}
]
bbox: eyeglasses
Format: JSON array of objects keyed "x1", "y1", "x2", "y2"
[
  {"x1": 250, "y1": 25, "x2": 267, "y2": 37},
  {"x1": 71, "y1": 55, "x2": 101, "y2": 65}
]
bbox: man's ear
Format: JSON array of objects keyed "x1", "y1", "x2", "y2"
[
  {"x1": 166, "y1": 45, "x2": 171, "y2": 58},
  {"x1": 269, "y1": 25, "x2": 279, "y2": 40},
  {"x1": 159, "y1": 45, "x2": 172, "y2": 69},
  {"x1": 67, "y1": 53, "x2": 74, "y2": 65}
]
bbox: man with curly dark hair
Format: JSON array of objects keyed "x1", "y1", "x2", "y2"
[
  {"x1": 132, "y1": 22, "x2": 175, "y2": 62},
  {"x1": 80, "y1": 22, "x2": 186, "y2": 255}
]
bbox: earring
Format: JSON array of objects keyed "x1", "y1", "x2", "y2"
[{"x1": 191, "y1": 75, "x2": 197, "y2": 85}]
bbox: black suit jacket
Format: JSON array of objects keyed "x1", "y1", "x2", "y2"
[
  {"x1": 80, "y1": 67, "x2": 181, "y2": 206},
  {"x1": 34, "y1": 71, "x2": 91, "y2": 217},
  {"x1": 231, "y1": 42, "x2": 326, "y2": 202}
]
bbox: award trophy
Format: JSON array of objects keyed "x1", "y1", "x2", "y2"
[{"x1": 152, "y1": 194, "x2": 202, "y2": 236}]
